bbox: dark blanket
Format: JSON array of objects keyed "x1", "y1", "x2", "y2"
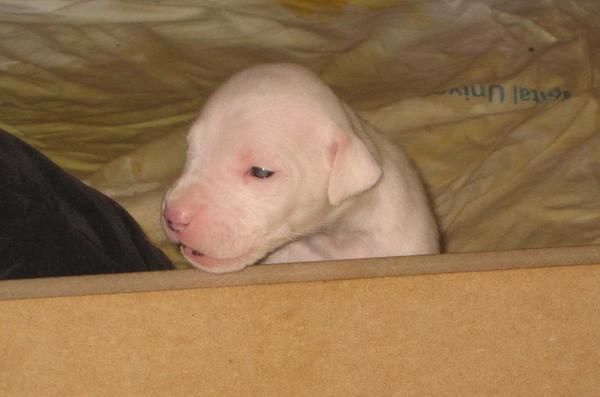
[{"x1": 0, "y1": 130, "x2": 174, "y2": 279}]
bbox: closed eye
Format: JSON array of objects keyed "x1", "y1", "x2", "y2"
[{"x1": 250, "y1": 166, "x2": 275, "y2": 179}]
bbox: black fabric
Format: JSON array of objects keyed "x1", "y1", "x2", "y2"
[{"x1": 0, "y1": 130, "x2": 174, "y2": 279}]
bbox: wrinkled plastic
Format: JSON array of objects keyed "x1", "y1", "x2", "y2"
[{"x1": 1, "y1": 0, "x2": 598, "y2": 267}]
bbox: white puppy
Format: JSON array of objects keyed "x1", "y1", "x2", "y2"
[{"x1": 162, "y1": 63, "x2": 439, "y2": 273}]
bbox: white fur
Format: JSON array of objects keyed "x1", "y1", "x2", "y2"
[{"x1": 162, "y1": 63, "x2": 439, "y2": 273}]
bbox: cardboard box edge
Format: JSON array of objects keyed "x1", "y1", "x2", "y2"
[{"x1": 1, "y1": 245, "x2": 599, "y2": 301}]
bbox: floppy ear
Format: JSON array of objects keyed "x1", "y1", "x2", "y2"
[{"x1": 327, "y1": 128, "x2": 382, "y2": 206}]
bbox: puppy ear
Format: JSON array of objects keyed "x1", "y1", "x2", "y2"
[{"x1": 327, "y1": 128, "x2": 382, "y2": 206}]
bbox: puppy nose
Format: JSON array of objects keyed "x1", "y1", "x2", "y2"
[{"x1": 163, "y1": 206, "x2": 191, "y2": 232}]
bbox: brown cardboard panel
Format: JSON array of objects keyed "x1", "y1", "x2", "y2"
[
  {"x1": 1, "y1": 262, "x2": 599, "y2": 396},
  {"x1": 1, "y1": 245, "x2": 600, "y2": 301}
]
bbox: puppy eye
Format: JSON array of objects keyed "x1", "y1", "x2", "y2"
[{"x1": 250, "y1": 166, "x2": 275, "y2": 179}]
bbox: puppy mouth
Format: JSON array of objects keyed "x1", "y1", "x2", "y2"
[
  {"x1": 177, "y1": 243, "x2": 259, "y2": 273},
  {"x1": 178, "y1": 243, "x2": 204, "y2": 257}
]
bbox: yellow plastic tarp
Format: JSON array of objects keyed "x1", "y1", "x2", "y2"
[{"x1": 1, "y1": 0, "x2": 599, "y2": 267}]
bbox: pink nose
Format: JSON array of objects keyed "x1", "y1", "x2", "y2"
[{"x1": 163, "y1": 206, "x2": 191, "y2": 233}]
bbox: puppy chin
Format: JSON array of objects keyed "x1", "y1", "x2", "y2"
[{"x1": 180, "y1": 245, "x2": 264, "y2": 273}]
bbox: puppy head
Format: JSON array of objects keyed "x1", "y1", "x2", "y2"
[{"x1": 162, "y1": 63, "x2": 381, "y2": 272}]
